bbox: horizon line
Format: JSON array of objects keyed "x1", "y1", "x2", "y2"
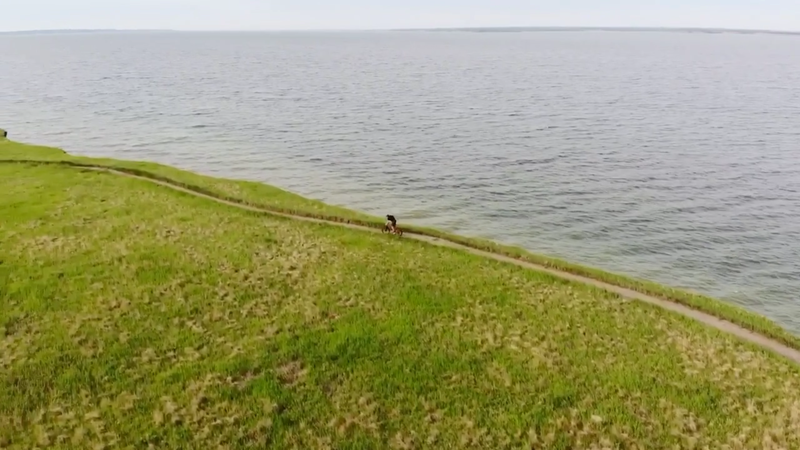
[{"x1": 2, "y1": 25, "x2": 799, "y2": 35}]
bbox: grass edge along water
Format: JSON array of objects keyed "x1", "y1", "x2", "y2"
[{"x1": 1, "y1": 135, "x2": 798, "y2": 351}]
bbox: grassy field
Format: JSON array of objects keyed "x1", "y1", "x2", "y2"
[
  {"x1": 2, "y1": 140, "x2": 800, "y2": 448},
  {"x1": 2, "y1": 138, "x2": 798, "y2": 351}
]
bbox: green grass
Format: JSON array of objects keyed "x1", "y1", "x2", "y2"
[
  {"x1": 3, "y1": 142, "x2": 800, "y2": 447},
  {"x1": 2, "y1": 137, "x2": 799, "y2": 351}
]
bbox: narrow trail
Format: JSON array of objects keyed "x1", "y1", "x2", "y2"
[{"x1": 12, "y1": 161, "x2": 800, "y2": 364}]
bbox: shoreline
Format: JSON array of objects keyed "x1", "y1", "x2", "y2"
[{"x1": 2, "y1": 136, "x2": 799, "y2": 357}]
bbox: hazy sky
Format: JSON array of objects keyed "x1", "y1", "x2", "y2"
[{"x1": 1, "y1": 0, "x2": 797, "y2": 32}]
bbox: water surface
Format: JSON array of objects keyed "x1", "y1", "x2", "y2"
[{"x1": 1, "y1": 30, "x2": 799, "y2": 331}]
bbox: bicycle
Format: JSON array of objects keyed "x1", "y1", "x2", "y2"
[{"x1": 382, "y1": 223, "x2": 404, "y2": 237}]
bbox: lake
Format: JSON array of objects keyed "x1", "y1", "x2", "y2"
[{"x1": 1, "y1": 30, "x2": 798, "y2": 332}]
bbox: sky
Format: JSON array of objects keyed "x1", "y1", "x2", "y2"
[{"x1": 1, "y1": 0, "x2": 798, "y2": 33}]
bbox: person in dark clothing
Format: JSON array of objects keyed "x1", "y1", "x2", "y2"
[{"x1": 385, "y1": 215, "x2": 398, "y2": 233}]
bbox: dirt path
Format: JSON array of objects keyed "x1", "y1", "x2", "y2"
[{"x1": 45, "y1": 165, "x2": 800, "y2": 364}]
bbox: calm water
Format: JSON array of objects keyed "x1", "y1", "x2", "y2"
[{"x1": 1, "y1": 31, "x2": 799, "y2": 332}]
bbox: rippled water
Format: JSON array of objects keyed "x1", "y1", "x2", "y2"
[{"x1": 1, "y1": 30, "x2": 799, "y2": 331}]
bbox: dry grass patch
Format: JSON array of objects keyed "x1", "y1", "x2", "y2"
[{"x1": 2, "y1": 163, "x2": 800, "y2": 448}]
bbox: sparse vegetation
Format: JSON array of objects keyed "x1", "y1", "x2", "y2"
[{"x1": 3, "y1": 139, "x2": 800, "y2": 448}]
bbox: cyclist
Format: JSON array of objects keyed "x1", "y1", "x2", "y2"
[{"x1": 385, "y1": 214, "x2": 398, "y2": 233}]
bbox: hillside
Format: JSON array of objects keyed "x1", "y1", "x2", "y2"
[{"x1": 2, "y1": 138, "x2": 800, "y2": 448}]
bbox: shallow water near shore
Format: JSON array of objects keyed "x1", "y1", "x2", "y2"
[{"x1": 1, "y1": 30, "x2": 799, "y2": 332}]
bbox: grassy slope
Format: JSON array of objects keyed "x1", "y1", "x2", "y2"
[
  {"x1": 4, "y1": 165, "x2": 800, "y2": 449},
  {"x1": 2, "y1": 138, "x2": 799, "y2": 351},
  {"x1": 2, "y1": 143, "x2": 800, "y2": 448}
]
